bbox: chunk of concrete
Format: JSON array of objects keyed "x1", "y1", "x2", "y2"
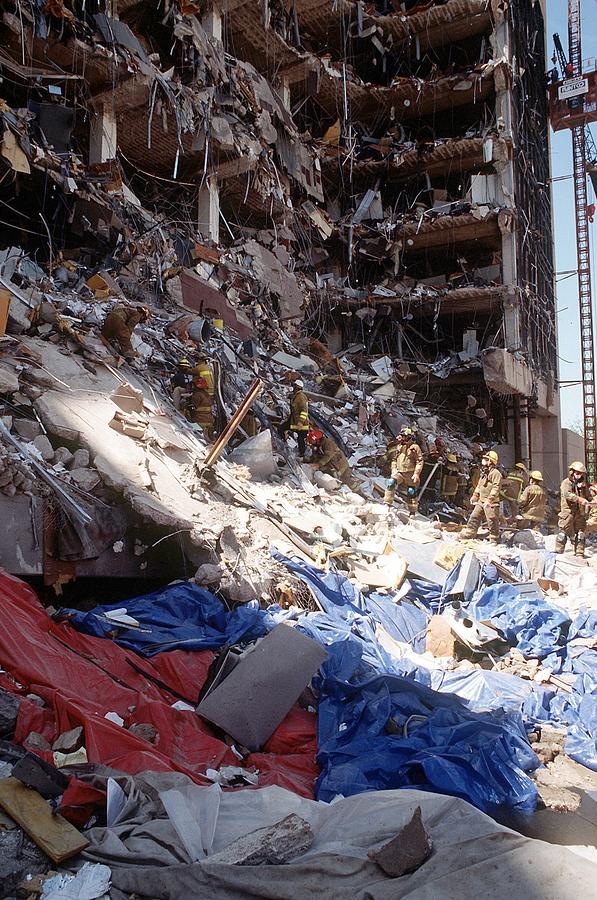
[
  {"x1": 53, "y1": 446, "x2": 74, "y2": 466},
  {"x1": 0, "y1": 365, "x2": 19, "y2": 394},
  {"x1": 128, "y1": 723, "x2": 158, "y2": 744},
  {"x1": 368, "y1": 806, "x2": 432, "y2": 877},
  {"x1": 52, "y1": 725, "x2": 83, "y2": 753},
  {"x1": 69, "y1": 448, "x2": 90, "y2": 470},
  {"x1": 111, "y1": 383, "x2": 144, "y2": 414},
  {"x1": 426, "y1": 615, "x2": 457, "y2": 658},
  {"x1": 194, "y1": 563, "x2": 223, "y2": 586},
  {"x1": 207, "y1": 814, "x2": 313, "y2": 865},
  {"x1": 24, "y1": 732, "x2": 51, "y2": 752},
  {"x1": 69, "y1": 468, "x2": 101, "y2": 491},
  {"x1": 13, "y1": 418, "x2": 41, "y2": 441},
  {"x1": 32, "y1": 434, "x2": 54, "y2": 461},
  {"x1": 229, "y1": 431, "x2": 277, "y2": 481}
]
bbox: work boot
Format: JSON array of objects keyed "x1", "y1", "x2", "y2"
[
  {"x1": 460, "y1": 527, "x2": 477, "y2": 539},
  {"x1": 555, "y1": 532, "x2": 567, "y2": 554},
  {"x1": 383, "y1": 489, "x2": 395, "y2": 506},
  {"x1": 575, "y1": 533, "x2": 586, "y2": 558}
]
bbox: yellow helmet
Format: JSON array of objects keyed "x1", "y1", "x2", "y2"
[
  {"x1": 483, "y1": 450, "x2": 499, "y2": 465},
  {"x1": 515, "y1": 462, "x2": 526, "y2": 470},
  {"x1": 569, "y1": 461, "x2": 587, "y2": 474},
  {"x1": 530, "y1": 470, "x2": 543, "y2": 482},
  {"x1": 447, "y1": 453, "x2": 458, "y2": 463}
]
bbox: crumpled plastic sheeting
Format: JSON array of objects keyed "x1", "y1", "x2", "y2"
[
  {"x1": 464, "y1": 582, "x2": 571, "y2": 660},
  {"x1": 274, "y1": 552, "x2": 540, "y2": 812},
  {"x1": 549, "y1": 671, "x2": 597, "y2": 772},
  {"x1": 59, "y1": 582, "x2": 274, "y2": 656},
  {"x1": 315, "y1": 641, "x2": 539, "y2": 814},
  {"x1": 0, "y1": 570, "x2": 318, "y2": 798}
]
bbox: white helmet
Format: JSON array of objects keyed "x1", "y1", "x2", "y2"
[{"x1": 294, "y1": 379, "x2": 304, "y2": 389}]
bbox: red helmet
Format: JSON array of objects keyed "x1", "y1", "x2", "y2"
[
  {"x1": 307, "y1": 429, "x2": 324, "y2": 445},
  {"x1": 195, "y1": 377, "x2": 208, "y2": 389}
]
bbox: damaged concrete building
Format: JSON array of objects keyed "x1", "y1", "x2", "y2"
[{"x1": 0, "y1": 0, "x2": 559, "y2": 589}]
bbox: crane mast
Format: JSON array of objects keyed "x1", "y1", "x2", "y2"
[{"x1": 568, "y1": 0, "x2": 597, "y2": 478}]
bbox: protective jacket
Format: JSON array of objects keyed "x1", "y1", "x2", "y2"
[
  {"x1": 316, "y1": 436, "x2": 350, "y2": 477},
  {"x1": 391, "y1": 442, "x2": 424, "y2": 480},
  {"x1": 518, "y1": 483, "x2": 547, "y2": 523},
  {"x1": 472, "y1": 466, "x2": 502, "y2": 504},
  {"x1": 289, "y1": 389, "x2": 310, "y2": 431}
]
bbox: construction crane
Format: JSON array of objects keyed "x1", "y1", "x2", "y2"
[{"x1": 552, "y1": 0, "x2": 597, "y2": 479}]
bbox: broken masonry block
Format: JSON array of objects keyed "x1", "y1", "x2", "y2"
[
  {"x1": 206, "y1": 814, "x2": 313, "y2": 866},
  {"x1": 12, "y1": 752, "x2": 69, "y2": 800},
  {"x1": 368, "y1": 807, "x2": 433, "y2": 877},
  {"x1": 52, "y1": 725, "x2": 84, "y2": 754}
]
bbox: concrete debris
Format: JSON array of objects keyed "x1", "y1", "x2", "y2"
[
  {"x1": 0, "y1": 0, "x2": 594, "y2": 891},
  {"x1": 368, "y1": 807, "x2": 433, "y2": 877},
  {"x1": 206, "y1": 813, "x2": 313, "y2": 866},
  {"x1": 51, "y1": 726, "x2": 84, "y2": 754}
]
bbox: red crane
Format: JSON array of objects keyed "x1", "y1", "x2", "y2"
[{"x1": 553, "y1": 0, "x2": 597, "y2": 478}]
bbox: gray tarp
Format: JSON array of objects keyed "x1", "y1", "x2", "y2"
[{"x1": 81, "y1": 776, "x2": 597, "y2": 899}]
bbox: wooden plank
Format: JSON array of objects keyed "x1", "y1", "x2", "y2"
[{"x1": 0, "y1": 777, "x2": 89, "y2": 863}]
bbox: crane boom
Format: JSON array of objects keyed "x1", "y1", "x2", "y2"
[{"x1": 568, "y1": 0, "x2": 597, "y2": 478}]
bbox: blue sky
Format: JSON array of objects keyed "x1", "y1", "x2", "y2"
[{"x1": 547, "y1": 0, "x2": 597, "y2": 428}]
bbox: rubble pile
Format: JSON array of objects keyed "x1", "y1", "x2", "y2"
[{"x1": 0, "y1": 0, "x2": 593, "y2": 894}]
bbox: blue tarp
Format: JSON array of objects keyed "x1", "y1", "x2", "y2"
[
  {"x1": 59, "y1": 582, "x2": 273, "y2": 656},
  {"x1": 464, "y1": 582, "x2": 571, "y2": 660},
  {"x1": 62, "y1": 546, "x2": 597, "y2": 806},
  {"x1": 315, "y1": 641, "x2": 539, "y2": 814}
]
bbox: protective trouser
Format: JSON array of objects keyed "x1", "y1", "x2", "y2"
[
  {"x1": 384, "y1": 473, "x2": 418, "y2": 514},
  {"x1": 557, "y1": 510, "x2": 587, "y2": 557},
  {"x1": 463, "y1": 501, "x2": 499, "y2": 542}
]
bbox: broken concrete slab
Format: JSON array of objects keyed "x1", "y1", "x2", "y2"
[
  {"x1": 197, "y1": 624, "x2": 327, "y2": 751},
  {"x1": 13, "y1": 418, "x2": 41, "y2": 441},
  {"x1": 70, "y1": 467, "x2": 102, "y2": 491},
  {"x1": 0, "y1": 365, "x2": 19, "y2": 394},
  {"x1": 229, "y1": 431, "x2": 277, "y2": 481},
  {"x1": 12, "y1": 753, "x2": 69, "y2": 800},
  {"x1": 52, "y1": 725, "x2": 84, "y2": 753},
  {"x1": 32, "y1": 434, "x2": 54, "y2": 461},
  {"x1": 206, "y1": 813, "x2": 313, "y2": 865},
  {"x1": 368, "y1": 806, "x2": 432, "y2": 877},
  {"x1": 111, "y1": 382, "x2": 144, "y2": 414},
  {"x1": 53, "y1": 446, "x2": 74, "y2": 466}
]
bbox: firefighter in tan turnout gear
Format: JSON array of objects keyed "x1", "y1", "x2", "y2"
[
  {"x1": 556, "y1": 461, "x2": 590, "y2": 557},
  {"x1": 517, "y1": 471, "x2": 548, "y2": 530},
  {"x1": 461, "y1": 450, "x2": 502, "y2": 543},
  {"x1": 384, "y1": 427, "x2": 424, "y2": 515},
  {"x1": 278, "y1": 380, "x2": 310, "y2": 457}
]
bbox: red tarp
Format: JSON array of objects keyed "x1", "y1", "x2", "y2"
[{"x1": 0, "y1": 570, "x2": 318, "y2": 798}]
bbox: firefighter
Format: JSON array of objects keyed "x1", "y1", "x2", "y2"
[
  {"x1": 440, "y1": 452, "x2": 460, "y2": 504},
  {"x1": 100, "y1": 304, "x2": 150, "y2": 359},
  {"x1": 384, "y1": 426, "x2": 424, "y2": 515},
  {"x1": 556, "y1": 461, "x2": 590, "y2": 557},
  {"x1": 187, "y1": 376, "x2": 214, "y2": 441},
  {"x1": 306, "y1": 429, "x2": 357, "y2": 489},
  {"x1": 170, "y1": 358, "x2": 194, "y2": 410},
  {"x1": 461, "y1": 450, "x2": 502, "y2": 543},
  {"x1": 500, "y1": 461, "x2": 528, "y2": 516},
  {"x1": 278, "y1": 380, "x2": 310, "y2": 457},
  {"x1": 586, "y1": 482, "x2": 597, "y2": 536},
  {"x1": 191, "y1": 352, "x2": 214, "y2": 397},
  {"x1": 517, "y1": 470, "x2": 548, "y2": 530},
  {"x1": 467, "y1": 443, "x2": 484, "y2": 498}
]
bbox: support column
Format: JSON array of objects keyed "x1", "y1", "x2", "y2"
[
  {"x1": 197, "y1": 175, "x2": 220, "y2": 244},
  {"x1": 89, "y1": 101, "x2": 117, "y2": 165},
  {"x1": 198, "y1": 2, "x2": 222, "y2": 243}
]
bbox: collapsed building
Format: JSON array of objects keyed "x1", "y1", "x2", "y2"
[
  {"x1": 1, "y1": 1, "x2": 597, "y2": 893},
  {"x1": 0, "y1": 1, "x2": 559, "y2": 444}
]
